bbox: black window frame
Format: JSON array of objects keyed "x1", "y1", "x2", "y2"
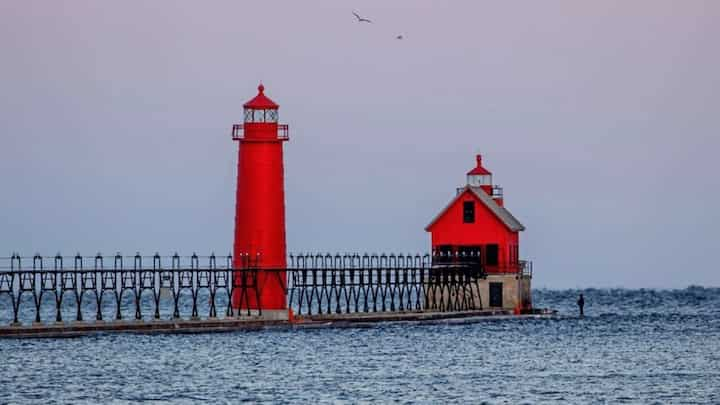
[
  {"x1": 485, "y1": 244, "x2": 499, "y2": 266},
  {"x1": 435, "y1": 245, "x2": 454, "y2": 264},
  {"x1": 462, "y1": 201, "x2": 475, "y2": 223}
]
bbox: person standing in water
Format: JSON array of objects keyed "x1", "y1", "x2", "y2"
[{"x1": 577, "y1": 293, "x2": 585, "y2": 316}]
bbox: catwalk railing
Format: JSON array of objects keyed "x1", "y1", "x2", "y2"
[
  {"x1": 431, "y1": 250, "x2": 533, "y2": 277},
  {"x1": 0, "y1": 253, "x2": 488, "y2": 326},
  {"x1": 287, "y1": 253, "x2": 484, "y2": 316}
]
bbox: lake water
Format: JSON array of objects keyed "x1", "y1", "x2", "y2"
[{"x1": 1, "y1": 288, "x2": 718, "y2": 404}]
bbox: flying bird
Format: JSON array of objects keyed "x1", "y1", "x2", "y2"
[
  {"x1": 396, "y1": 35, "x2": 404, "y2": 40},
  {"x1": 352, "y1": 11, "x2": 372, "y2": 23}
]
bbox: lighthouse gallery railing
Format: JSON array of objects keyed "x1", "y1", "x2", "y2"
[{"x1": 0, "y1": 253, "x2": 486, "y2": 326}]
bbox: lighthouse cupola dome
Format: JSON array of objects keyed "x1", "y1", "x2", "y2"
[
  {"x1": 467, "y1": 154, "x2": 492, "y2": 187},
  {"x1": 243, "y1": 83, "x2": 279, "y2": 123}
]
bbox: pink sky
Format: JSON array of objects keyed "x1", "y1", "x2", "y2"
[{"x1": 1, "y1": 1, "x2": 719, "y2": 288}]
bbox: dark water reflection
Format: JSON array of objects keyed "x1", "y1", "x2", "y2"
[{"x1": 1, "y1": 288, "x2": 719, "y2": 403}]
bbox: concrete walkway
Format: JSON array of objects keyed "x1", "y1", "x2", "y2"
[{"x1": 0, "y1": 309, "x2": 556, "y2": 338}]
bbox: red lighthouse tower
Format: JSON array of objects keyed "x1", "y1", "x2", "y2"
[{"x1": 231, "y1": 84, "x2": 289, "y2": 312}]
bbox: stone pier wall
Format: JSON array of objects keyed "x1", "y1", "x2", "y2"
[
  {"x1": 424, "y1": 273, "x2": 532, "y2": 311},
  {"x1": 480, "y1": 273, "x2": 532, "y2": 311}
]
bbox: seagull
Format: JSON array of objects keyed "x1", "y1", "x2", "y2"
[{"x1": 352, "y1": 11, "x2": 372, "y2": 23}]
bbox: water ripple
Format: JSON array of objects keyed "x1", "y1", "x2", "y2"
[{"x1": 1, "y1": 288, "x2": 719, "y2": 403}]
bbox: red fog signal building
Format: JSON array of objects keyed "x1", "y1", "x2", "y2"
[{"x1": 425, "y1": 154, "x2": 532, "y2": 312}]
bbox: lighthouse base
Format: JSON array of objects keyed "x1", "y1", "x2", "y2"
[
  {"x1": 232, "y1": 309, "x2": 290, "y2": 321},
  {"x1": 425, "y1": 273, "x2": 532, "y2": 313},
  {"x1": 250, "y1": 309, "x2": 290, "y2": 321},
  {"x1": 480, "y1": 274, "x2": 532, "y2": 312}
]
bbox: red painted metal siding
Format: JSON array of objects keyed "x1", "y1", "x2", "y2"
[
  {"x1": 232, "y1": 107, "x2": 288, "y2": 310},
  {"x1": 428, "y1": 190, "x2": 519, "y2": 270}
]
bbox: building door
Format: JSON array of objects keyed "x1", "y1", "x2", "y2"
[{"x1": 489, "y1": 282, "x2": 503, "y2": 307}]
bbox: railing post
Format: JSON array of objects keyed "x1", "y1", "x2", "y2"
[
  {"x1": 95, "y1": 254, "x2": 104, "y2": 321},
  {"x1": 153, "y1": 253, "x2": 161, "y2": 320},
  {"x1": 114, "y1": 253, "x2": 123, "y2": 321},
  {"x1": 10, "y1": 253, "x2": 21, "y2": 325},
  {"x1": 133, "y1": 253, "x2": 142, "y2": 320},
  {"x1": 32, "y1": 254, "x2": 43, "y2": 324}
]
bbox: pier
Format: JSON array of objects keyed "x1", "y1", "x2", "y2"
[{"x1": 0, "y1": 252, "x2": 540, "y2": 337}]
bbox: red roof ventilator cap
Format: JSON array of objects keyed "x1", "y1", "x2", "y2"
[
  {"x1": 467, "y1": 154, "x2": 492, "y2": 176},
  {"x1": 243, "y1": 83, "x2": 279, "y2": 109}
]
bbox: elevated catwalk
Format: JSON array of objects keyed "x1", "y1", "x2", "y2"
[{"x1": 0, "y1": 253, "x2": 542, "y2": 338}]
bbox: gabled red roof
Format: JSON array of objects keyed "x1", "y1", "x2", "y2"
[
  {"x1": 467, "y1": 154, "x2": 491, "y2": 175},
  {"x1": 243, "y1": 84, "x2": 279, "y2": 109},
  {"x1": 425, "y1": 186, "x2": 524, "y2": 232}
]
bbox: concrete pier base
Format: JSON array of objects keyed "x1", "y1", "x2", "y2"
[
  {"x1": 0, "y1": 309, "x2": 555, "y2": 338},
  {"x1": 256, "y1": 309, "x2": 290, "y2": 321},
  {"x1": 424, "y1": 274, "x2": 532, "y2": 312}
]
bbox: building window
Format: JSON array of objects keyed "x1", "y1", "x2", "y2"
[
  {"x1": 434, "y1": 245, "x2": 454, "y2": 264},
  {"x1": 486, "y1": 244, "x2": 499, "y2": 266},
  {"x1": 266, "y1": 109, "x2": 278, "y2": 122},
  {"x1": 457, "y1": 245, "x2": 481, "y2": 264},
  {"x1": 463, "y1": 201, "x2": 475, "y2": 223}
]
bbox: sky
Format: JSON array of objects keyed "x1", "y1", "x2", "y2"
[{"x1": 1, "y1": 1, "x2": 719, "y2": 288}]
